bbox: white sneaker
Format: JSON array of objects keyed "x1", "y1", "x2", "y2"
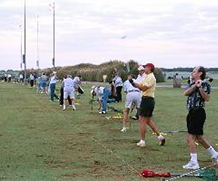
[
  {"x1": 63, "y1": 105, "x2": 66, "y2": 111},
  {"x1": 137, "y1": 140, "x2": 146, "y2": 147},
  {"x1": 183, "y1": 161, "x2": 199, "y2": 169},
  {"x1": 121, "y1": 127, "x2": 127, "y2": 132},
  {"x1": 211, "y1": 154, "x2": 218, "y2": 164},
  {"x1": 72, "y1": 105, "x2": 76, "y2": 110}
]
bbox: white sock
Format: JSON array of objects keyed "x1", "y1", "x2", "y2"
[
  {"x1": 190, "y1": 153, "x2": 198, "y2": 163},
  {"x1": 141, "y1": 140, "x2": 145, "y2": 143},
  {"x1": 207, "y1": 146, "x2": 218, "y2": 157},
  {"x1": 157, "y1": 135, "x2": 164, "y2": 140}
]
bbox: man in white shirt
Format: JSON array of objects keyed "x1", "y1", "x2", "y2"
[
  {"x1": 29, "y1": 73, "x2": 35, "y2": 87},
  {"x1": 63, "y1": 75, "x2": 76, "y2": 110},
  {"x1": 91, "y1": 86, "x2": 111, "y2": 114},
  {"x1": 135, "y1": 65, "x2": 146, "y2": 84},
  {"x1": 113, "y1": 72, "x2": 123, "y2": 102},
  {"x1": 131, "y1": 65, "x2": 146, "y2": 120},
  {"x1": 121, "y1": 74, "x2": 141, "y2": 132},
  {"x1": 73, "y1": 75, "x2": 84, "y2": 95},
  {"x1": 19, "y1": 74, "x2": 24, "y2": 83}
]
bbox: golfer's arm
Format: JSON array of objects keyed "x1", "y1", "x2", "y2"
[
  {"x1": 184, "y1": 85, "x2": 196, "y2": 96},
  {"x1": 134, "y1": 83, "x2": 149, "y2": 91},
  {"x1": 199, "y1": 87, "x2": 210, "y2": 101}
]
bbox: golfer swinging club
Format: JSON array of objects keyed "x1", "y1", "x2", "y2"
[
  {"x1": 129, "y1": 63, "x2": 165, "y2": 147},
  {"x1": 183, "y1": 66, "x2": 218, "y2": 169},
  {"x1": 121, "y1": 74, "x2": 141, "y2": 132}
]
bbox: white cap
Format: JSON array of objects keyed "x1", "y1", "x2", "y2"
[
  {"x1": 91, "y1": 86, "x2": 96, "y2": 94},
  {"x1": 138, "y1": 65, "x2": 144, "y2": 71}
]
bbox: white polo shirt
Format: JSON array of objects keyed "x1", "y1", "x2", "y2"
[{"x1": 63, "y1": 77, "x2": 74, "y2": 91}]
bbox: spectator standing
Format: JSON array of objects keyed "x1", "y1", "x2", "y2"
[
  {"x1": 4, "y1": 74, "x2": 7, "y2": 82},
  {"x1": 113, "y1": 72, "x2": 123, "y2": 102},
  {"x1": 19, "y1": 73, "x2": 24, "y2": 83},
  {"x1": 41, "y1": 73, "x2": 48, "y2": 93},
  {"x1": 29, "y1": 73, "x2": 35, "y2": 87},
  {"x1": 7, "y1": 74, "x2": 12, "y2": 82},
  {"x1": 37, "y1": 75, "x2": 42, "y2": 93},
  {"x1": 49, "y1": 71, "x2": 57, "y2": 102}
]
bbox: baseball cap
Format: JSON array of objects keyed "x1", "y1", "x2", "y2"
[
  {"x1": 138, "y1": 65, "x2": 145, "y2": 71},
  {"x1": 144, "y1": 63, "x2": 155, "y2": 71}
]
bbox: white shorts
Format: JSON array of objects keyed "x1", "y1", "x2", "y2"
[
  {"x1": 125, "y1": 91, "x2": 141, "y2": 109},
  {"x1": 64, "y1": 89, "x2": 75, "y2": 99}
]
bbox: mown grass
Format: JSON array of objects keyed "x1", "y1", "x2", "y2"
[{"x1": 0, "y1": 81, "x2": 218, "y2": 181}]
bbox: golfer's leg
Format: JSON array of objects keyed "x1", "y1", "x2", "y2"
[
  {"x1": 123, "y1": 108, "x2": 130, "y2": 128},
  {"x1": 147, "y1": 119, "x2": 161, "y2": 136},
  {"x1": 102, "y1": 99, "x2": 106, "y2": 112},
  {"x1": 139, "y1": 116, "x2": 147, "y2": 141},
  {"x1": 196, "y1": 135, "x2": 210, "y2": 149},
  {"x1": 187, "y1": 133, "x2": 196, "y2": 153},
  {"x1": 50, "y1": 84, "x2": 54, "y2": 101}
]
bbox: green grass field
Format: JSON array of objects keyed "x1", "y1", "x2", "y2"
[{"x1": 0, "y1": 82, "x2": 218, "y2": 181}]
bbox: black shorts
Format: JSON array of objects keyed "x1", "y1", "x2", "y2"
[
  {"x1": 139, "y1": 96, "x2": 155, "y2": 117},
  {"x1": 187, "y1": 108, "x2": 206, "y2": 135}
]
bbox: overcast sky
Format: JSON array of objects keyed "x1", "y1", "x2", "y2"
[{"x1": 1, "y1": 0, "x2": 218, "y2": 70}]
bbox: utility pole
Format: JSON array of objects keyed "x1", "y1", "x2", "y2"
[
  {"x1": 23, "y1": 0, "x2": 27, "y2": 84},
  {"x1": 36, "y1": 15, "x2": 40, "y2": 70},
  {"x1": 19, "y1": 25, "x2": 23, "y2": 70},
  {"x1": 50, "y1": 2, "x2": 55, "y2": 69}
]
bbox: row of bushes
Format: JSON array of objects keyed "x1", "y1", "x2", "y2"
[{"x1": 22, "y1": 60, "x2": 165, "y2": 83}]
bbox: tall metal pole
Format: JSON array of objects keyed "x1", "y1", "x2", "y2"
[
  {"x1": 52, "y1": 2, "x2": 55, "y2": 69},
  {"x1": 36, "y1": 15, "x2": 39, "y2": 70},
  {"x1": 24, "y1": 0, "x2": 27, "y2": 84},
  {"x1": 19, "y1": 25, "x2": 23, "y2": 69}
]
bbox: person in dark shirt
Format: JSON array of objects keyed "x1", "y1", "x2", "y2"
[{"x1": 183, "y1": 66, "x2": 218, "y2": 170}]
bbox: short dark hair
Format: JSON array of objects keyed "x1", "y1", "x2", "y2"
[{"x1": 198, "y1": 66, "x2": 206, "y2": 80}]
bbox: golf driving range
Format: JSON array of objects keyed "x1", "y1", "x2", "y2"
[{"x1": 0, "y1": 82, "x2": 218, "y2": 181}]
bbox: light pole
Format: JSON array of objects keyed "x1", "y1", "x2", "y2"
[
  {"x1": 19, "y1": 25, "x2": 23, "y2": 70},
  {"x1": 35, "y1": 15, "x2": 40, "y2": 70},
  {"x1": 49, "y1": 2, "x2": 55, "y2": 69},
  {"x1": 23, "y1": 0, "x2": 27, "y2": 84}
]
